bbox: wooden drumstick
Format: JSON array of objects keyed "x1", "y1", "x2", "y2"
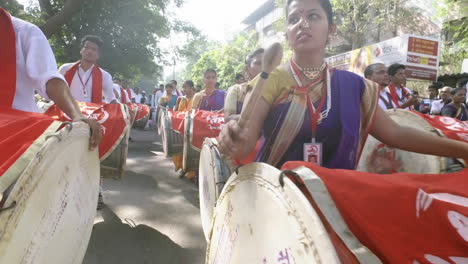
[{"x1": 238, "y1": 42, "x2": 283, "y2": 129}]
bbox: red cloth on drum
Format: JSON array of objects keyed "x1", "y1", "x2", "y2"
[
  {"x1": 0, "y1": 107, "x2": 56, "y2": 177},
  {"x1": 282, "y1": 161, "x2": 468, "y2": 264},
  {"x1": 135, "y1": 103, "x2": 149, "y2": 121},
  {"x1": 64, "y1": 61, "x2": 103, "y2": 103},
  {"x1": 0, "y1": 8, "x2": 16, "y2": 107},
  {"x1": 45, "y1": 102, "x2": 127, "y2": 160},
  {"x1": 170, "y1": 110, "x2": 186, "y2": 135},
  {"x1": 191, "y1": 110, "x2": 224, "y2": 149}
]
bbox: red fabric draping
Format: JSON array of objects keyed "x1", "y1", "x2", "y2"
[
  {"x1": 170, "y1": 110, "x2": 187, "y2": 135},
  {"x1": 0, "y1": 8, "x2": 16, "y2": 107},
  {"x1": 135, "y1": 103, "x2": 150, "y2": 121},
  {"x1": 191, "y1": 110, "x2": 225, "y2": 149},
  {"x1": 45, "y1": 102, "x2": 127, "y2": 159},
  {"x1": 64, "y1": 61, "x2": 103, "y2": 103}
]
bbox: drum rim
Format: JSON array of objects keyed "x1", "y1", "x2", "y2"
[{"x1": 206, "y1": 162, "x2": 340, "y2": 263}]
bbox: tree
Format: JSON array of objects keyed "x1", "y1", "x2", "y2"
[{"x1": 188, "y1": 32, "x2": 258, "y2": 90}]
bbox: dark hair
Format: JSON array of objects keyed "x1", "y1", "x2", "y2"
[
  {"x1": 165, "y1": 83, "x2": 173, "y2": 89},
  {"x1": 184, "y1": 80, "x2": 195, "y2": 88},
  {"x1": 456, "y1": 78, "x2": 468, "y2": 89},
  {"x1": 81, "y1": 35, "x2": 104, "y2": 48},
  {"x1": 171, "y1": 80, "x2": 177, "y2": 85},
  {"x1": 159, "y1": 84, "x2": 164, "y2": 88},
  {"x1": 451, "y1": 87, "x2": 465, "y2": 96},
  {"x1": 285, "y1": 0, "x2": 334, "y2": 25},
  {"x1": 235, "y1": 73, "x2": 245, "y2": 81},
  {"x1": 204, "y1": 68, "x2": 217, "y2": 77},
  {"x1": 387, "y1": 63, "x2": 406, "y2": 76},
  {"x1": 364, "y1": 63, "x2": 385, "y2": 79},
  {"x1": 245, "y1": 48, "x2": 265, "y2": 65}
]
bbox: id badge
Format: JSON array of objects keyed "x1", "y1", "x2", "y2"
[{"x1": 303, "y1": 142, "x2": 323, "y2": 166}]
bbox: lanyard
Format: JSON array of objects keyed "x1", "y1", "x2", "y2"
[
  {"x1": 77, "y1": 66, "x2": 93, "y2": 96},
  {"x1": 290, "y1": 60, "x2": 327, "y2": 142}
]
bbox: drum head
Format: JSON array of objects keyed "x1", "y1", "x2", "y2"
[
  {"x1": 358, "y1": 109, "x2": 445, "y2": 174},
  {"x1": 206, "y1": 163, "x2": 339, "y2": 264},
  {"x1": 0, "y1": 122, "x2": 100, "y2": 264},
  {"x1": 199, "y1": 138, "x2": 231, "y2": 242}
]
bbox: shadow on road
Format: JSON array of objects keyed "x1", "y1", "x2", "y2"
[{"x1": 83, "y1": 206, "x2": 183, "y2": 264}]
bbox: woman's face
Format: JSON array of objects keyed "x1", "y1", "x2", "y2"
[
  {"x1": 246, "y1": 53, "x2": 263, "y2": 79},
  {"x1": 453, "y1": 90, "x2": 466, "y2": 104},
  {"x1": 203, "y1": 72, "x2": 217, "y2": 89},
  {"x1": 286, "y1": 0, "x2": 333, "y2": 53}
]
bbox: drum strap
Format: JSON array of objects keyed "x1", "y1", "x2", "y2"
[{"x1": 0, "y1": 9, "x2": 16, "y2": 108}]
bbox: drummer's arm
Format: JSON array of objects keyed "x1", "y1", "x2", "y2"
[
  {"x1": 370, "y1": 107, "x2": 468, "y2": 159},
  {"x1": 46, "y1": 78, "x2": 102, "y2": 150},
  {"x1": 218, "y1": 97, "x2": 270, "y2": 158}
]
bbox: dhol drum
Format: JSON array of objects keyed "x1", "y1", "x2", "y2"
[
  {"x1": 161, "y1": 109, "x2": 183, "y2": 158},
  {"x1": 206, "y1": 162, "x2": 343, "y2": 264},
  {"x1": 132, "y1": 104, "x2": 150, "y2": 130},
  {"x1": 198, "y1": 138, "x2": 232, "y2": 241},
  {"x1": 183, "y1": 111, "x2": 201, "y2": 172},
  {"x1": 358, "y1": 109, "x2": 465, "y2": 174},
  {"x1": 0, "y1": 122, "x2": 100, "y2": 264},
  {"x1": 100, "y1": 131, "x2": 130, "y2": 180}
]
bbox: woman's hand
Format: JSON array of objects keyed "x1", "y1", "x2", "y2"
[{"x1": 218, "y1": 120, "x2": 250, "y2": 158}]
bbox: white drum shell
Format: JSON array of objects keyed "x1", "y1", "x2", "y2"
[
  {"x1": 183, "y1": 112, "x2": 201, "y2": 172},
  {"x1": 161, "y1": 110, "x2": 183, "y2": 158},
  {"x1": 0, "y1": 122, "x2": 100, "y2": 264}
]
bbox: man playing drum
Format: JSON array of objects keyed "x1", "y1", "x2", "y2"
[
  {"x1": 0, "y1": 8, "x2": 101, "y2": 150},
  {"x1": 364, "y1": 63, "x2": 394, "y2": 110}
]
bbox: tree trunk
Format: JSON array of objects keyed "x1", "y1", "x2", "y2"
[{"x1": 39, "y1": 0, "x2": 89, "y2": 38}]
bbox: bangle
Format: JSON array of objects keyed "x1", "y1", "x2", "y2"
[{"x1": 260, "y1": 72, "x2": 269, "y2": 79}]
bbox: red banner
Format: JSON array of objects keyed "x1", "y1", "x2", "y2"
[
  {"x1": 191, "y1": 110, "x2": 225, "y2": 149},
  {"x1": 45, "y1": 102, "x2": 128, "y2": 160},
  {"x1": 282, "y1": 161, "x2": 468, "y2": 264},
  {"x1": 170, "y1": 110, "x2": 187, "y2": 135},
  {"x1": 135, "y1": 103, "x2": 149, "y2": 121},
  {"x1": 0, "y1": 107, "x2": 58, "y2": 178}
]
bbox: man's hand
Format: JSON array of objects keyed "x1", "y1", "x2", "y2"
[{"x1": 73, "y1": 117, "x2": 102, "y2": 151}]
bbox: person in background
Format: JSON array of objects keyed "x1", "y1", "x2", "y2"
[
  {"x1": 133, "y1": 87, "x2": 142, "y2": 104},
  {"x1": 418, "y1": 83, "x2": 439, "y2": 114},
  {"x1": 225, "y1": 48, "x2": 264, "y2": 122},
  {"x1": 441, "y1": 88, "x2": 467, "y2": 121},
  {"x1": 140, "y1": 90, "x2": 147, "y2": 104},
  {"x1": 235, "y1": 73, "x2": 246, "y2": 84},
  {"x1": 59, "y1": 35, "x2": 117, "y2": 104},
  {"x1": 159, "y1": 83, "x2": 178, "y2": 109},
  {"x1": 175, "y1": 80, "x2": 196, "y2": 111},
  {"x1": 431, "y1": 86, "x2": 452, "y2": 115},
  {"x1": 192, "y1": 69, "x2": 226, "y2": 111},
  {"x1": 364, "y1": 63, "x2": 394, "y2": 110},
  {"x1": 386, "y1": 63, "x2": 418, "y2": 110}
]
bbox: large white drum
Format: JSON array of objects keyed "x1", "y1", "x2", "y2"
[
  {"x1": 0, "y1": 122, "x2": 100, "y2": 264},
  {"x1": 198, "y1": 138, "x2": 231, "y2": 241},
  {"x1": 206, "y1": 162, "x2": 340, "y2": 264},
  {"x1": 358, "y1": 109, "x2": 465, "y2": 174},
  {"x1": 183, "y1": 111, "x2": 201, "y2": 172},
  {"x1": 161, "y1": 110, "x2": 183, "y2": 158}
]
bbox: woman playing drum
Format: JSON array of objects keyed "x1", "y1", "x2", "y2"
[
  {"x1": 218, "y1": 0, "x2": 468, "y2": 168},
  {"x1": 192, "y1": 69, "x2": 226, "y2": 111}
]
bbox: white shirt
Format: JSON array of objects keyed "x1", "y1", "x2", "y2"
[
  {"x1": 134, "y1": 93, "x2": 143, "y2": 104},
  {"x1": 58, "y1": 63, "x2": 116, "y2": 103},
  {"x1": 378, "y1": 87, "x2": 395, "y2": 110},
  {"x1": 386, "y1": 85, "x2": 412, "y2": 110},
  {"x1": 151, "y1": 90, "x2": 163, "y2": 108},
  {"x1": 11, "y1": 16, "x2": 65, "y2": 112},
  {"x1": 430, "y1": 99, "x2": 447, "y2": 115}
]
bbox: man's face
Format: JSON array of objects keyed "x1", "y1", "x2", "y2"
[
  {"x1": 440, "y1": 88, "x2": 451, "y2": 101},
  {"x1": 391, "y1": 68, "x2": 406, "y2": 85},
  {"x1": 426, "y1": 87, "x2": 438, "y2": 99},
  {"x1": 80, "y1": 41, "x2": 100, "y2": 63},
  {"x1": 134, "y1": 88, "x2": 140, "y2": 94},
  {"x1": 369, "y1": 65, "x2": 389, "y2": 87}
]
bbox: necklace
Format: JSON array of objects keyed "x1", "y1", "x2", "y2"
[
  {"x1": 289, "y1": 60, "x2": 331, "y2": 124},
  {"x1": 292, "y1": 59, "x2": 326, "y2": 80}
]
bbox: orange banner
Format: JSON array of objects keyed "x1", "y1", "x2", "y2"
[
  {"x1": 191, "y1": 110, "x2": 225, "y2": 149},
  {"x1": 135, "y1": 103, "x2": 150, "y2": 121},
  {"x1": 0, "y1": 107, "x2": 57, "y2": 177},
  {"x1": 282, "y1": 161, "x2": 468, "y2": 264},
  {"x1": 45, "y1": 102, "x2": 128, "y2": 160}
]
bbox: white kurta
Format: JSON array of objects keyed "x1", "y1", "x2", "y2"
[
  {"x1": 150, "y1": 90, "x2": 163, "y2": 108},
  {"x1": 378, "y1": 87, "x2": 395, "y2": 110},
  {"x1": 385, "y1": 85, "x2": 412, "y2": 110},
  {"x1": 58, "y1": 63, "x2": 116, "y2": 103},
  {"x1": 11, "y1": 16, "x2": 65, "y2": 112}
]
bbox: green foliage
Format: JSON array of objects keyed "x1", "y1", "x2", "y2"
[{"x1": 187, "y1": 31, "x2": 259, "y2": 90}]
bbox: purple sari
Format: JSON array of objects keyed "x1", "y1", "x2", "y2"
[{"x1": 199, "y1": 90, "x2": 226, "y2": 111}]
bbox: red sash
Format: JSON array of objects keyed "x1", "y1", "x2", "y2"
[
  {"x1": 125, "y1": 88, "x2": 133, "y2": 101},
  {"x1": 0, "y1": 8, "x2": 16, "y2": 107},
  {"x1": 120, "y1": 87, "x2": 127, "y2": 103},
  {"x1": 388, "y1": 83, "x2": 409, "y2": 108},
  {"x1": 64, "y1": 61, "x2": 103, "y2": 103}
]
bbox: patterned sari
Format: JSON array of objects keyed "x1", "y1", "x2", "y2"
[
  {"x1": 192, "y1": 89, "x2": 226, "y2": 111},
  {"x1": 251, "y1": 66, "x2": 379, "y2": 169}
]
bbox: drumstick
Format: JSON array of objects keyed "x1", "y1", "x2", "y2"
[{"x1": 238, "y1": 42, "x2": 283, "y2": 129}]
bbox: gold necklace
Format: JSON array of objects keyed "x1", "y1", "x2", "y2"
[{"x1": 293, "y1": 60, "x2": 326, "y2": 80}]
